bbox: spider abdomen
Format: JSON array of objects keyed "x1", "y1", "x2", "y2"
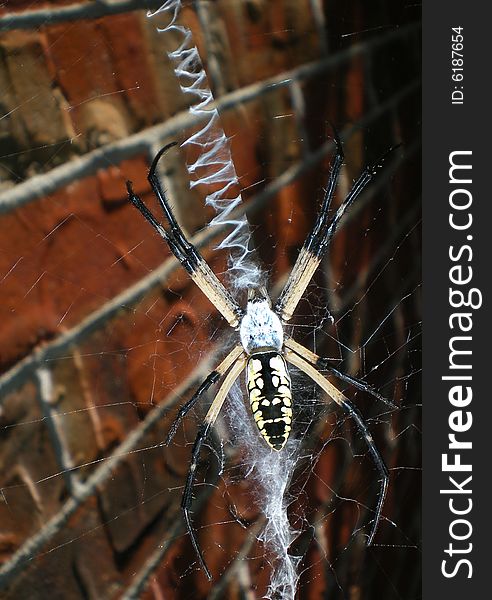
[{"x1": 246, "y1": 351, "x2": 292, "y2": 451}]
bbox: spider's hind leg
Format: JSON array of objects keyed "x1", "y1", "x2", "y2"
[
  {"x1": 320, "y1": 363, "x2": 398, "y2": 410},
  {"x1": 284, "y1": 347, "x2": 390, "y2": 546},
  {"x1": 181, "y1": 355, "x2": 246, "y2": 580},
  {"x1": 284, "y1": 337, "x2": 397, "y2": 410}
]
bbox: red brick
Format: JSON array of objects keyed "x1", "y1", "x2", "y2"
[
  {"x1": 0, "y1": 30, "x2": 75, "y2": 154},
  {"x1": 100, "y1": 13, "x2": 163, "y2": 126},
  {"x1": 45, "y1": 20, "x2": 132, "y2": 147}
]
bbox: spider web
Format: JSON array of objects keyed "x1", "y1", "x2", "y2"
[{"x1": 0, "y1": 2, "x2": 421, "y2": 599}]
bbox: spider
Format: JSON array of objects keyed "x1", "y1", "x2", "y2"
[{"x1": 126, "y1": 132, "x2": 398, "y2": 580}]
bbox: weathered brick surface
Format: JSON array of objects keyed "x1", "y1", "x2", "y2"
[
  {"x1": 1, "y1": 30, "x2": 71, "y2": 146},
  {"x1": 0, "y1": 157, "x2": 159, "y2": 370},
  {"x1": 0, "y1": 31, "x2": 75, "y2": 181}
]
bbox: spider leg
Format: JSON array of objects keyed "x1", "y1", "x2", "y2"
[
  {"x1": 275, "y1": 130, "x2": 343, "y2": 322},
  {"x1": 284, "y1": 347, "x2": 389, "y2": 546},
  {"x1": 182, "y1": 354, "x2": 247, "y2": 580},
  {"x1": 275, "y1": 140, "x2": 399, "y2": 322},
  {"x1": 284, "y1": 337, "x2": 397, "y2": 410},
  {"x1": 165, "y1": 344, "x2": 245, "y2": 445},
  {"x1": 126, "y1": 144, "x2": 242, "y2": 328}
]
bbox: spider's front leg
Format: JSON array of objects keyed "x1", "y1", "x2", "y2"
[
  {"x1": 275, "y1": 139, "x2": 399, "y2": 323},
  {"x1": 126, "y1": 143, "x2": 243, "y2": 329}
]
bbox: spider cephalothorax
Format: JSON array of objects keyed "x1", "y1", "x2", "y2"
[
  {"x1": 240, "y1": 287, "x2": 283, "y2": 352},
  {"x1": 126, "y1": 133, "x2": 398, "y2": 580}
]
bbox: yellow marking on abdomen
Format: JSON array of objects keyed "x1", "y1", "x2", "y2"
[{"x1": 246, "y1": 352, "x2": 293, "y2": 451}]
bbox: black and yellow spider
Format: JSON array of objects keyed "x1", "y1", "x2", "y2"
[{"x1": 126, "y1": 134, "x2": 398, "y2": 580}]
